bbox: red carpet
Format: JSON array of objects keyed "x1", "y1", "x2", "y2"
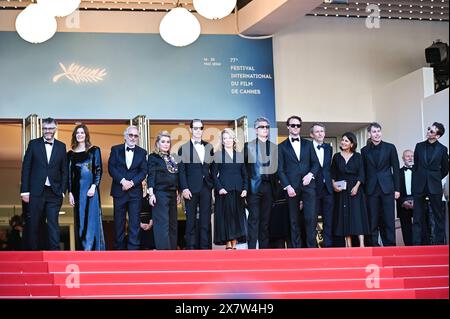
[{"x1": 0, "y1": 246, "x2": 448, "y2": 299}]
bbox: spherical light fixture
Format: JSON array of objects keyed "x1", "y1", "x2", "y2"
[
  {"x1": 159, "y1": 7, "x2": 201, "y2": 47},
  {"x1": 15, "y1": 4, "x2": 57, "y2": 44},
  {"x1": 37, "y1": 0, "x2": 81, "y2": 17},
  {"x1": 193, "y1": 0, "x2": 237, "y2": 20}
]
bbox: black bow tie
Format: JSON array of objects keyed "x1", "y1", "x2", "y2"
[
  {"x1": 317, "y1": 144, "x2": 323, "y2": 150},
  {"x1": 291, "y1": 138, "x2": 300, "y2": 143},
  {"x1": 44, "y1": 141, "x2": 53, "y2": 146},
  {"x1": 405, "y1": 167, "x2": 412, "y2": 171},
  {"x1": 194, "y1": 141, "x2": 202, "y2": 145},
  {"x1": 126, "y1": 147, "x2": 135, "y2": 152}
]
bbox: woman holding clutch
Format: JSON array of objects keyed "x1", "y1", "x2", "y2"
[{"x1": 331, "y1": 132, "x2": 369, "y2": 248}]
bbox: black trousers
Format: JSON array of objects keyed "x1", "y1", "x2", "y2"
[
  {"x1": 152, "y1": 190, "x2": 178, "y2": 250},
  {"x1": 28, "y1": 186, "x2": 63, "y2": 250},
  {"x1": 286, "y1": 186, "x2": 317, "y2": 248},
  {"x1": 397, "y1": 206, "x2": 413, "y2": 246},
  {"x1": 184, "y1": 185, "x2": 212, "y2": 250},
  {"x1": 315, "y1": 187, "x2": 334, "y2": 248},
  {"x1": 413, "y1": 192, "x2": 446, "y2": 245},
  {"x1": 113, "y1": 195, "x2": 141, "y2": 250},
  {"x1": 247, "y1": 181, "x2": 274, "y2": 249},
  {"x1": 367, "y1": 184, "x2": 396, "y2": 246}
]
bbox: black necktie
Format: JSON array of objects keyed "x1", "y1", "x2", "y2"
[
  {"x1": 317, "y1": 144, "x2": 323, "y2": 150},
  {"x1": 126, "y1": 147, "x2": 135, "y2": 152},
  {"x1": 44, "y1": 141, "x2": 53, "y2": 146},
  {"x1": 291, "y1": 138, "x2": 300, "y2": 143}
]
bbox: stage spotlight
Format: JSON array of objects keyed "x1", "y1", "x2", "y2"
[{"x1": 425, "y1": 40, "x2": 449, "y2": 93}]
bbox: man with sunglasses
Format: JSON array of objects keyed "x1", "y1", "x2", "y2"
[
  {"x1": 20, "y1": 117, "x2": 68, "y2": 250},
  {"x1": 177, "y1": 119, "x2": 215, "y2": 250},
  {"x1": 278, "y1": 116, "x2": 320, "y2": 248},
  {"x1": 244, "y1": 117, "x2": 278, "y2": 249},
  {"x1": 108, "y1": 125, "x2": 148, "y2": 250},
  {"x1": 412, "y1": 122, "x2": 449, "y2": 245}
]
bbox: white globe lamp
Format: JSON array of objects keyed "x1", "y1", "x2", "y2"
[
  {"x1": 193, "y1": 0, "x2": 237, "y2": 20},
  {"x1": 37, "y1": 0, "x2": 81, "y2": 17},
  {"x1": 15, "y1": 4, "x2": 57, "y2": 44},
  {"x1": 159, "y1": 7, "x2": 201, "y2": 47}
]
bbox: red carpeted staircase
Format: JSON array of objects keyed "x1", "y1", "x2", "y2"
[{"x1": 0, "y1": 246, "x2": 448, "y2": 299}]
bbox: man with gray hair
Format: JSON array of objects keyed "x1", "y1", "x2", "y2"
[
  {"x1": 108, "y1": 125, "x2": 148, "y2": 250},
  {"x1": 244, "y1": 117, "x2": 278, "y2": 249}
]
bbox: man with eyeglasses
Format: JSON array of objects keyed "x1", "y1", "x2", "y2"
[
  {"x1": 244, "y1": 117, "x2": 278, "y2": 249},
  {"x1": 412, "y1": 122, "x2": 449, "y2": 245},
  {"x1": 361, "y1": 122, "x2": 400, "y2": 247},
  {"x1": 177, "y1": 119, "x2": 215, "y2": 250},
  {"x1": 20, "y1": 117, "x2": 68, "y2": 250},
  {"x1": 278, "y1": 116, "x2": 320, "y2": 248},
  {"x1": 108, "y1": 125, "x2": 148, "y2": 250}
]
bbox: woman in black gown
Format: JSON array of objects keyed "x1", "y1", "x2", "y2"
[
  {"x1": 213, "y1": 128, "x2": 248, "y2": 250},
  {"x1": 68, "y1": 124, "x2": 105, "y2": 250},
  {"x1": 331, "y1": 132, "x2": 370, "y2": 248}
]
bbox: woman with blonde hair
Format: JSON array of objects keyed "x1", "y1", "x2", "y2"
[
  {"x1": 213, "y1": 128, "x2": 248, "y2": 249},
  {"x1": 147, "y1": 131, "x2": 179, "y2": 250}
]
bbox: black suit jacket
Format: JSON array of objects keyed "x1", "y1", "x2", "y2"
[
  {"x1": 314, "y1": 143, "x2": 333, "y2": 194},
  {"x1": 412, "y1": 141, "x2": 449, "y2": 195},
  {"x1": 244, "y1": 139, "x2": 278, "y2": 196},
  {"x1": 361, "y1": 141, "x2": 400, "y2": 195},
  {"x1": 20, "y1": 138, "x2": 68, "y2": 197},
  {"x1": 398, "y1": 166, "x2": 414, "y2": 204},
  {"x1": 108, "y1": 144, "x2": 148, "y2": 198},
  {"x1": 213, "y1": 150, "x2": 248, "y2": 192},
  {"x1": 278, "y1": 138, "x2": 320, "y2": 190},
  {"x1": 147, "y1": 152, "x2": 179, "y2": 192},
  {"x1": 177, "y1": 140, "x2": 214, "y2": 193}
]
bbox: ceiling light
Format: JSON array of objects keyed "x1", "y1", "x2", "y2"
[
  {"x1": 193, "y1": 0, "x2": 237, "y2": 20},
  {"x1": 37, "y1": 0, "x2": 81, "y2": 17},
  {"x1": 15, "y1": 3, "x2": 57, "y2": 43},
  {"x1": 159, "y1": 7, "x2": 201, "y2": 47}
]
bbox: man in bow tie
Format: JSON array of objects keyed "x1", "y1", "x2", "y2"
[
  {"x1": 108, "y1": 125, "x2": 147, "y2": 250},
  {"x1": 177, "y1": 119, "x2": 215, "y2": 250},
  {"x1": 309, "y1": 123, "x2": 336, "y2": 247},
  {"x1": 20, "y1": 117, "x2": 68, "y2": 250},
  {"x1": 278, "y1": 116, "x2": 320, "y2": 248},
  {"x1": 396, "y1": 149, "x2": 415, "y2": 246}
]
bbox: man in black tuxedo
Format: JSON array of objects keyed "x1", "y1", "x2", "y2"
[
  {"x1": 412, "y1": 122, "x2": 449, "y2": 245},
  {"x1": 244, "y1": 117, "x2": 278, "y2": 249},
  {"x1": 397, "y1": 149, "x2": 414, "y2": 246},
  {"x1": 309, "y1": 123, "x2": 335, "y2": 248},
  {"x1": 278, "y1": 116, "x2": 320, "y2": 248},
  {"x1": 177, "y1": 119, "x2": 215, "y2": 250},
  {"x1": 20, "y1": 118, "x2": 68, "y2": 250},
  {"x1": 108, "y1": 125, "x2": 148, "y2": 250},
  {"x1": 361, "y1": 122, "x2": 400, "y2": 246}
]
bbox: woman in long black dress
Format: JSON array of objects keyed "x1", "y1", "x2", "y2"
[
  {"x1": 68, "y1": 124, "x2": 105, "y2": 250},
  {"x1": 331, "y1": 132, "x2": 369, "y2": 248},
  {"x1": 147, "y1": 131, "x2": 179, "y2": 250},
  {"x1": 213, "y1": 128, "x2": 248, "y2": 250}
]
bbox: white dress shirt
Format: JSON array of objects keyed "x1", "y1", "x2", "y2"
[
  {"x1": 192, "y1": 139, "x2": 205, "y2": 164},
  {"x1": 313, "y1": 140, "x2": 324, "y2": 167},
  {"x1": 44, "y1": 139, "x2": 54, "y2": 186},
  {"x1": 289, "y1": 136, "x2": 301, "y2": 161},
  {"x1": 404, "y1": 168, "x2": 412, "y2": 196},
  {"x1": 125, "y1": 144, "x2": 135, "y2": 169}
]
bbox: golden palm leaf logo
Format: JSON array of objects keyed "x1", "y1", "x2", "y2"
[{"x1": 53, "y1": 63, "x2": 107, "y2": 84}]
